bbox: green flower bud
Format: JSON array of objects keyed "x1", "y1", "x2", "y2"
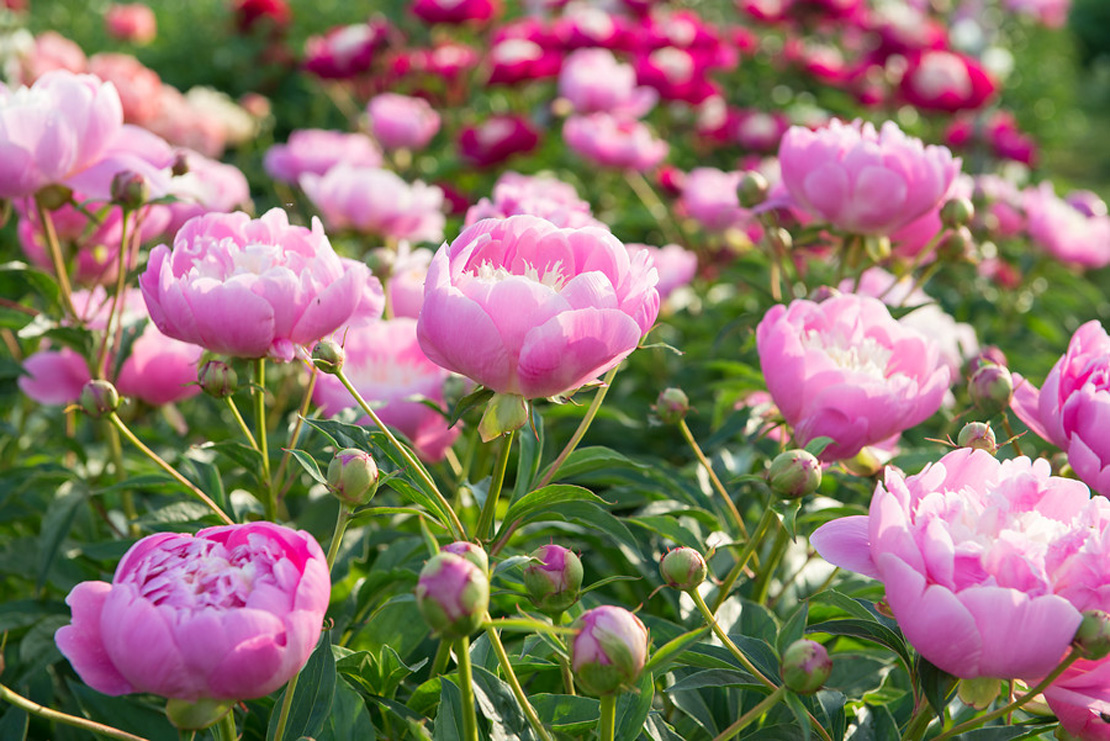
[
  {"x1": 415, "y1": 552, "x2": 489, "y2": 639},
  {"x1": 737, "y1": 170, "x2": 770, "y2": 209},
  {"x1": 110, "y1": 170, "x2": 149, "y2": 210},
  {"x1": 768, "y1": 449, "x2": 822, "y2": 499},
  {"x1": 165, "y1": 698, "x2": 234, "y2": 731},
  {"x1": 35, "y1": 183, "x2": 73, "y2": 211},
  {"x1": 197, "y1": 360, "x2": 238, "y2": 399},
  {"x1": 957, "y1": 421, "x2": 997, "y2": 454},
  {"x1": 940, "y1": 197, "x2": 975, "y2": 229},
  {"x1": 326, "y1": 448, "x2": 379, "y2": 506},
  {"x1": 442, "y1": 541, "x2": 489, "y2": 574},
  {"x1": 79, "y1": 379, "x2": 120, "y2": 418},
  {"x1": 660, "y1": 547, "x2": 707, "y2": 591},
  {"x1": 523, "y1": 544, "x2": 583, "y2": 615},
  {"x1": 780, "y1": 639, "x2": 832, "y2": 695},
  {"x1": 1074, "y1": 610, "x2": 1110, "y2": 661},
  {"x1": 968, "y1": 362, "x2": 1013, "y2": 414},
  {"x1": 312, "y1": 339, "x2": 345, "y2": 375},
  {"x1": 957, "y1": 677, "x2": 1001, "y2": 710},
  {"x1": 938, "y1": 226, "x2": 974, "y2": 262},
  {"x1": 654, "y1": 387, "x2": 689, "y2": 425}
]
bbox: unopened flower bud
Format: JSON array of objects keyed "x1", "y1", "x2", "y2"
[
  {"x1": 660, "y1": 547, "x2": 707, "y2": 591},
  {"x1": 571, "y1": 605, "x2": 649, "y2": 696},
  {"x1": 780, "y1": 639, "x2": 832, "y2": 694},
  {"x1": 197, "y1": 360, "x2": 237, "y2": 398},
  {"x1": 768, "y1": 226, "x2": 793, "y2": 253},
  {"x1": 35, "y1": 184, "x2": 73, "y2": 211},
  {"x1": 809, "y1": 285, "x2": 840, "y2": 303},
  {"x1": 165, "y1": 698, "x2": 235, "y2": 731},
  {"x1": 110, "y1": 170, "x2": 149, "y2": 210},
  {"x1": 79, "y1": 379, "x2": 120, "y2": 418},
  {"x1": 1074, "y1": 610, "x2": 1110, "y2": 661},
  {"x1": 957, "y1": 677, "x2": 1001, "y2": 710},
  {"x1": 523, "y1": 544, "x2": 583, "y2": 615},
  {"x1": 968, "y1": 362, "x2": 1013, "y2": 414},
  {"x1": 442, "y1": 541, "x2": 489, "y2": 574},
  {"x1": 967, "y1": 346, "x2": 1008, "y2": 376},
  {"x1": 312, "y1": 339, "x2": 345, "y2": 374},
  {"x1": 957, "y1": 421, "x2": 997, "y2": 454},
  {"x1": 171, "y1": 153, "x2": 190, "y2": 177},
  {"x1": 415, "y1": 552, "x2": 489, "y2": 639},
  {"x1": 327, "y1": 448, "x2": 379, "y2": 506},
  {"x1": 940, "y1": 197, "x2": 975, "y2": 229},
  {"x1": 737, "y1": 170, "x2": 770, "y2": 209},
  {"x1": 655, "y1": 387, "x2": 689, "y2": 425},
  {"x1": 768, "y1": 449, "x2": 822, "y2": 499},
  {"x1": 937, "y1": 226, "x2": 974, "y2": 262}
]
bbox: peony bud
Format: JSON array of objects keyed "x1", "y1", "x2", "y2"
[
  {"x1": 110, "y1": 170, "x2": 149, "y2": 210},
  {"x1": 523, "y1": 544, "x2": 583, "y2": 615},
  {"x1": 35, "y1": 184, "x2": 73, "y2": 211},
  {"x1": 571, "y1": 605, "x2": 649, "y2": 696},
  {"x1": 957, "y1": 678, "x2": 1001, "y2": 710},
  {"x1": 768, "y1": 449, "x2": 822, "y2": 499},
  {"x1": 937, "y1": 226, "x2": 974, "y2": 262},
  {"x1": 1074, "y1": 610, "x2": 1110, "y2": 661},
  {"x1": 660, "y1": 547, "x2": 707, "y2": 591},
  {"x1": 737, "y1": 170, "x2": 770, "y2": 209},
  {"x1": 79, "y1": 380, "x2": 121, "y2": 418},
  {"x1": 171, "y1": 152, "x2": 190, "y2": 177},
  {"x1": 768, "y1": 226, "x2": 793, "y2": 254},
  {"x1": 940, "y1": 197, "x2": 975, "y2": 229},
  {"x1": 326, "y1": 448, "x2": 379, "y2": 506},
  {"x1": 967, "y1": 346, "x2": 1008, "y2": 376},
  {"x1": 654, "y1": 387, "x2": 689, "y2": 425},
  {"x1": 197, "y1": 360, "x2": 238, "y2": 398},
  {"x1": 780, "y1": 639, "x2": 832, "y2": 694},
  {"x1": 312, "y1": 339, "x2": 345, "y2": 375},
  {"x1": 442, "y1": 541, "x2": 489, "y2": 574},
  {"x1": 165, "y1": 698, "x2": 235, "y2": 731},
  {"x1": 415, "y1": 552, "x2": 489, "y2": 639},
  {"x1": 957, "y1": 421, "x2": 997, "y2": 454},
  {"x1": 968, "y1": 362, "x2": 1013, "y2": 414}
]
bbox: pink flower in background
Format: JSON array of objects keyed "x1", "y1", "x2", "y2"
[
  {"x1": 458, "y1": 115, "x2": 540, "y2": 168},
  {"x1": 105, "y1": 4, "x2": 157, "y2": 45},
  {"x1": 367, "y1": 93, "x2": 440, "y2": 151},
  {"x1": 811, "y1": 448, "x2": 1104, "y2": 679},
  {"x1": 634, "y1": 46, "x2": 717, "y2": 104},
  {"x1": 558, "y1": 48, "x2": 657, "y2": 117},
  {"x1": 379, "y1": 243, "x2": 433, "y2": 319},
  {"x1": 678, "y1": 167, "x2": 749, "y2": 234},
  {"x1": 464, "y1": 171, "x2": 603, "y2": 230},
  {"x1": 232, "y1": 0, "x2": 292, "y2": 35},
  {"x1": 1005, "y1": 0, "x2": 1070, "y2": 28},
  {"x1": 756, "y1": 294, "x2": 950, "y2": 461},
  {"x1": 417, "y1": 215, "x2": 659, "y2": 399},
  {"x1": 55, "y1": 522, "x2": 329, "y2": 700},
  {"x1": 412, "y1": 0, "x2": 499, "y2": 24},
  {"x1": 487, "y1": 37, "x2": 562, "y2": 85},
  {"x1": 303, "y1": 20, "x2": 391, "y2": 79},
  {"x1": 144, "y1": 86, "x2": 228, "y2": 159},
  {"x1": 778, "y1": 118, "x2": 961, "y2": 235},
  {"x1": 409, "y1": 41, "x2": 480, "y2": 80},
  {"x1": 87, "y1": 53, "x2": 163, "y2": 127},
  {"x1": 1023, "y1": 182, "x2": 1110, "y2": 270},
  {"x1": 313, "y1": 318, "x2": 461, "y2": 461},
  {"x1": 627, "y1": 243, "x2": 697, "y2": 300},
  {"x1": 17, "y1": 31, "x2": 87, "y2": 84},
  {"x1": 140, "y1": 209, "x2": 368, "y2": 362},
  {"x1": 564, "y1": 113, "x2": 668, "y2": 172},
  {"x1": 300, "y1": 165, "x2": 445, "y2": 243},
  {"x1": 554, "y1": 5, "x2": 630, "y2": 49},
  {"x1": 163, "y1": 149, "x2": 252, "y2": 237},
  {"x1": 734, "y1": 109, "x2": 790, "y2": 152},
  {"x1": 899, "y1": 50, "x2": 996, "y2": 113},
  {"x1": 264, "y1": 129, "x2": 382, "y2": 185},
  {"x1": 1011, "y1": 321, "x2": 1110, "y2": 496}
]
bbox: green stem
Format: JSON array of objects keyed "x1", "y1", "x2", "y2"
[
  {"x1": 0, "y1": 682, "x2": 148, "y2": 741},
  {"x1": 599, "y1": 693, "x2": 618, "y2": 741},
  {"x1": 899, "y1": 699, "x2": 936, "y2": 741},
  {"x1": 431, "y1": 639, "x2": 452, "y2": 678},
  {"x1": 95, "y1": 208, "x2": 132, "y2": 379},
  {"x1": 103, "y1": 420, "x2": 138, "y2": 536},
  {"x1": 326, "y1": 506, "x2": 352, "y2": 571},
  {"x1": 108, "y1": 411, "x2": 233, "y2": 525},
  {"x1": 225, "y1": 396, "x2": 257, "y2": 450},
  {"x1": 752, "y1": 525, "x2": 790, "y2": 604},
  {"x1": 623, "y1": 169, "x2": 684, "y2": 246},
  {"x1": 691, "y1": 589, "x2": 775, "y2": 690},
  {"x1": 485, "y1": 623, "x2": 555, "y2": 741},
  {"x1": 254, "y1": 359, "x2": 276, "y2": 520},
  {"x1": 34, "y1": 196, "x2": 77, "y2": 318},
  {"x1": 677, "y1": 419, "x2": 749, "y2": 540},
  {"x1": 537, "y1": 365, "x2": 619, "y2": 489},
  {"x1": 216, "y1": 708, "x2": 237, "y2": 741},
  {"x1": 559, "y1": 654, "x2": 576, "y2": 696},
  {"x1": 476, "y1": 430, "x2": 514, "y2": 541},
  {"x1": 712, "y1": 503, "x2": 777, "y2": 612},
  {"x1": 712, "y1": 686, "x2": 787, "y2": 741},
  {"x1": 273, "y1": 365, "x2": 318, "y2": 502},
  {"x1": 271, "y1": 674, "x2": 300, "y2": 741},
  {"x1": 932, "y1": 652, "x2": 1082, "y2": 741},
  {"x1": 334, "y1": 367, "x2": 465, "y2": 540},
  {"x1": 457, "y1": 635, "x2": 479, "y2": 741}
]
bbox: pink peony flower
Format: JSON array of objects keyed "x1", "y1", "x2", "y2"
[
  {"x1": 458, "y1": 115, "x2": 540, "y2": 168},
  {"x1": 367, "y1": 93, "x2": 440, "y2": 152},
  {"x1": 464, "y1": 171, "x2": 604, "y2": 230},
  {"x1": 232, "y1": 0, "x2": 292, "y2": 35},
  {"x1": 303, "y1": 21, "x2": 391, "y2": 79},
  {"x1": 627, "y1": 243, "x2": 697, "y2": 300},
  {"x1": 811, "y1": 448, "x2": 1108, "y2": 679},
  {"x1": 380, "y1": 244, "x2": 433, "y2": 319},
  {"x1": 263, "y1": 128, "x2": 382, "y2": 185},
  {"x1": 778, "y1": 118, "x2": 961, "y2": 235},
  {"x1": 140, "y1": 208, "x2": 369, "y2": 362},
  {"x1": 412, "y1": 0, "x2": 499, "y2": 24},
  {"x1": 416, "y1": 215, "x2": 659, "y2": 399},
  {"x1": 1011, "y1": 321, "x2": 1110, "y2": 496},
  {"x1": 554, "y1": 5, "x2": 631, "y2": 49},
  {"x1": 17, "y1": 32, "x2": 87, "y2": 85},
  {"x1": 558, "y1": 48, "x2": 657, "y2": 118},
  {"x1": 55, "y1": 522, "x2": 329, "y2": 700},
  {"x1": 564, "y1": 113, "x2": 669, "y2": 172},
  {"x1": 678, "y1": 167, "x2": 750, "y2": 234},
  {"x1": 104, "y1": 4, "x2": 157, "y2": 45},
  {"x1": 87, "y1": 53, "x2": 163, "y2": 127},
  {"x1": 1023, "y1": 182, "x2": 1110, "y2": 270},
  {"x1": 756, "y1": 294, "x2": 950, "y2": 461},
  {"x1": 486, "y1": 37, "x2": 562, "y2": 86},
  {"x1": 312, "y1": 318, "x2": 461, "y2": 462},
  {"x1": 163, "y1": 149, "x2": 252, "y2": 238},
  {"x1": 634, "y1": 46, "x2": 718, "y2": 104},
  {"x1": 899, "y1": 50, "x2": 996, "y2": 113},
  {"x1": 300, "y1": 165, "x2": 445, "y2": 244}
]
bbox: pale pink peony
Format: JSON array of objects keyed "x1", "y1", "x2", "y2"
[
  {"x1": 678, "y1": 167, "x2": 750, "y2": 234},
  {"x1": 1023, "y1": 182, "x2": 1110, "y2": 270},
  {"x1": 778, "y1": 118, "x2": 961, "y2": 235},
  {"x1": 464, "y1": 171, "x2": 604, "y2": 230},
  {"x1": 417, "y1": 215, "x2": 659, "y2": 399},
  {"x1": 564, "y1": 112, "x2": 669, "y2": 172},
  {"x1": 17, "y1": 32, "x2": 87, "y2": 84},
  {"x1": 163, "y1": 149, "x2": 252, "y2": 237},
  {"x1": 380, "y1": 244, "x2": 433, "y2": 319},
  {"x1": 558, "y1": 48, "x2": 657, "y2": 117},
  {"x1": 812, "y1": 448, "x2": 1106, "y2": 679},
  {"x1": 313, "y1": 318, "x2": 461, "y2": 462},
  {"x1": 300, "y1": 165, "x2": 445, "y2": 244},
  {"x1": 55, "y1": 522, "x2": 329, "y2": 701},
  {"x1": 140, "y1": 208, "x2": 369, "y2": 362},
  {"x1": 367, "y1": 93, "x2": 441, "y2": 152},
  {"x1": 627, "y1": 243, "x2": 697, "y2": 300},
  {"x1": 756, "y1": 294, "x2": 950, "y2": 461},
  {"x1": 105, "y1": 4, "x2": 158, "y2": 45},
  {"x1": 263, "y1": 129, "x2": 382, "y2": 185},
  {"x1": 1011, "y1": 321, "x2": 1110, "y2": 496},
  {"x1": 87, "y1": 53, "x2": 163, "y2": 127}
]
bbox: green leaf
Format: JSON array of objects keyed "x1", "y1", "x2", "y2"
[
  {"x1": 664, "y1": 669, "x2": 760, "y2": 693},
  {"x1": 471, "y1": 665, "x2": 540, "y2": 741},
  {"x1": 778, "y1": 499, "x2": 803, "y2": 541},
  {"x1": 432, "y1": 676, "x2": 464, "y2": 741},
  {"x1": 804, "y1": 437, "x2": 834, "y2": 457},
  {"x1": 642, "y1": 626, "x2": 711, "y2": 675},
  {"x1": 807, "y1": 619, "x2": 912, "y2": 670},
  {"x1": 68, "y1": 681, "x2": 178, "y2": 741},
  {"x1": 810, "y1": 590, "x2": 885, "y2": 622},
  {"x1": 627, "y1": 515, "x2": 704, "y2": 549},
  {"x1": 538, "y1": 445, "x2": 648, "y2": 483},
  {"x1": 110, "y1": 317, "x2": 148, "y2": 382},
  {"x1": 777, "y1": 603, "x2": 809, "y2": 657},
  {"x1": 512, "y1": 406, "x2": 545, "y2": 502},
  {"x1": 530, "y1": 693, "x2": 600, "y2": 733},
  {"x1": 850, "y1": 703, "x2": 900, "y2": 741},
  {"x1": 784, "y1": 690, "x2": 813, "y2": 741},
  {"x1": 494, "y1": 484, "x2": 607, "y2": 540},
  {"x1": 267, "y1": 632, "x2": 338, "y2": 741},
  {"x1": 0, "y1": 261, "x2": 61, "y2": 306},
  {"x1": 815, "y1": 690, "x2": 847, "y2": 741},
  {"x1": 615, "y1": 671, "x2": 653, "y2": 741},
  {"x1": 287, "y1": 448, "x2": 327, "y2": 484},
  {"x1": 917, "y1": 656, "x2": 957, "y2": 718},
  {"x1": 0, "y1": 706, "x2": 27, "y2": 741},
  {"x1": 198, "y1": 440, "x2": 264, "y2": 483},
  {"x1": 449, "y1": 385, "x2": 494, "y2": 426},
  {"x1": 317, "y1": 677, "x2": 377, "y2": 741},
  {"x1": 37, "y1": 482, "x2": 86, "y2": 592}
]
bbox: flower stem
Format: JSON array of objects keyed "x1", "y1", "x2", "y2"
[
  {"x1": 271, "y1": 674, "x2": 299, "y2": 741},
  {"x1": 712, "y1": 503, "x2": 777, "y2": 612},
  {"x1": 431, "y1": 639, "x2": 452, "y2": 678},
  {"x1": 225, "y1": 396, "x2": 257, "y2": 450},
  {"x1": 273, "y1": 365, "x2": 318, "y2": 502},
  {"x1": 108, "y1": 411, "x2": 233, "y2": 525},
  {"x1": 103, "y1": 419, "x2": 138, "y2": 536},
  {"x1": 34, "y1": 196, "x2": 77, "y2": 318},
  {"x1": 0, "y1": 682, "x2": 147, "y2": 741},
  {"x1": 623, "y1": 169, "x2": 684, "y2": 246},
  {"x1": 899, "y1": 699, "x2": 936, "y2": 741},
  {"x1": 95, "y1": 208, "x2": 132, "y2": 378},
  {"x1": 334, "y1": 367, "x2": 465, "y2": 540},
  {"x1": 254, "y1": 358, "x2": 276, "y2": 520},
  {"x1": 216, "y1": 708, "x2": 237, "y2": 741},
  {"x1": 599, "y1": 694, "x2": 618, "y2": 741},
  {"x1": 691, "y1": 589, "x2": 775, "y2": 690},
  {"x1": 485, "y1": 622, "x2": 554, "y2": 741},
  {"x1": 476, "y1": 429, "x2": 514, "y2": 541},
  {"x1": 457, "y1": 635, "x2": 479, "y2": 741},
  {"x1": 537, "y1": 365, "x2": 619, "y2": 489},
  {"x1": 712, "y1": 686, "x2": 787, "y2": 741},
  {"x1": 677, "y1": 418, "x2": 749, "y2": 539},
  {"x1": 326, "y1": 505, "x2": 352, "y2": 571}
]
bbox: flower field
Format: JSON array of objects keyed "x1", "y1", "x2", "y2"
[{"x1": 2, "y1": 0, "x2": 1110, "y2": 740}]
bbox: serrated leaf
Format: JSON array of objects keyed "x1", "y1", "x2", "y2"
[{"x1": 267, "y1": 633, "x2": 337, "y2": 741}]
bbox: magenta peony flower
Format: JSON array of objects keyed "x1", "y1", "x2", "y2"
[
  {"x1": 140, "y1": 208, "x2": 369, "y2": 362},
  {"x1": 678, "y1": 167, "x2": 750, "y2": 234},
  {"x1": 486, "y1": 37, "x2": 562, "y2": 86},
  {"x1": 779, "y1": 118, "x2": 961, "y2": 236},
  {"x1": 811, "y1": 448, "x2": 1110, "y2": 679},
  {"x1": 1011, "y1": 321, "x2": 1110, "y2": 496},
  {"x1": 458, "y1": 115, "x2": 540, "y2": 168},
  {"x1": 756, "y1": 294, "x2": 950, "y2": 461},
  {"x1": 263, "y1": 129, "x2": 382, "y2": 185},
  {"x1": 367, "y1": 93, "x2": 440, "y2": 152},
  {"x1": 633, "y1": 47, "x2": 718, "y2": 105},
  {"x1": 55, "y1": 522, "x2": 330, "y2": 700},
  {"x1": 558, "y1": 48, "x2": 656, "y2": 117},
  {"x1": 571, "y1": 605, "x2": 650, "y2": 696},
  {"x1": 312, "y1": 318, "x2": 461, "y2": 462},
  {"x1": 417, "y1": 215, "x2": 659, "y2": 400},
  {"x1": 899, "y1": 50, "x2": 996, "y2": 113},
  {"x1": 412, "y1": 0, "x2": 499, "y2": 24},
  {"x1": 300, "y1": 165, "x2": 445, "y2": 244},
  {"x1": 303, "y1": 20, "x2": 392, "y2": 79},
  {"x1": 564, "y1": 113, "x2": 668, "y2": 172}
]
